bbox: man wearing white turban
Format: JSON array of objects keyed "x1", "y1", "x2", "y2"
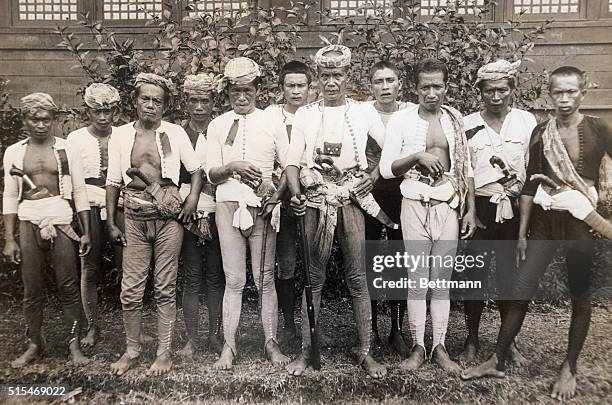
[{"x1": 67, "y1": 83, "x2": 123, "y2": 348}]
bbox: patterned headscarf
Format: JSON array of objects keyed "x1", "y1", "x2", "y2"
[
  {"x1": 475, "y1": 59, "x2": 521, "y2": 88},
  {"x1": 135, "y1": 72, "x2": 175, "y2": 96},
  {"x1": 183, "y1": 73, "x2": 221, "y2": 95},
  {"x1": 223, "y1": 57, "x2": 261, "y2": 85},
  {"x1": 20, "y1": 93, "x2": 58, "y2": 115},
  {"x1": 84, "y1": 83, "x2": 120, "y2": 109},
  {"x1": 314, "y1": 44, "x2": 351, "y2": 68}
]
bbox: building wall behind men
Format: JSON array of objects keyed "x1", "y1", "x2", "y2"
[{"x1": 0, "y1": 1, "x2": 611, "y2": 196}]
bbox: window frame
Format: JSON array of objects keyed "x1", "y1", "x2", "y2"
[
  {"x1": 11, "y1": 0, "x2": 87, "y2": 27},
  {"x1": 503, "y1": 0, "x2": 588, "y2": 22}
]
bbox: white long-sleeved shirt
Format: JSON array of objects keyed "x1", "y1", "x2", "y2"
[
  {"x1": 106, "y1": 120, "x2": 201, "y2": 188},
  {"x1": 3, "y1": 137, "x2": 90, "y2": 214},
  {"x1": 464, "y1": 108, "x2": 536, "y2": 190},
  {"x1": 285, "y1": 99, "x2": 386, "y2": 171},
  {"x1": 66, "y1": 126, "x2": 116, "y2": 180},
  {"x1": 205, "y1": 108, "x2": 289, "y2": 204},
  {"x1": 380, "y1": 104, "x2": 474, "y2": 180}
]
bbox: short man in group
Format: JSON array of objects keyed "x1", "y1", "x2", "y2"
[
  {"x1": 67, "y1": 83, "x2": 123, "y2": 348},
  {"x1": 284, "y1": 44, "x2": 388, "y2": 378},
  {"x1": 380, "y1": 58, "x2": 476, "y2": 373},
  {"x1": 264, "y1": 60, "x2": 312, "y2": 342},
  {"x1": 461, "y1": 60, "x2": 536, "y2": 364},
  {"x1": 177, "y1": 74, "x2": 226, "y2": 358},
  {"x1": 3, "y1": 93, "x2": 91, "y2": 367},
  {"x1": 107, "y1": 73, "x2": 204, "y2": 376},
  {"x1": 366, "y1": 60, "x2": 413, "y2": 356},
  {"x1": 462, "y1": 66, "x2": 612, "y2": 401},
  {"x1": 206, "y1": 57, "x2": 290, "y2": 370}
]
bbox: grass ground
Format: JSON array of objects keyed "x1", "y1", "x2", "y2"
[{"x1": 1, "y1": 297, "x2": 611, "y2": 404}]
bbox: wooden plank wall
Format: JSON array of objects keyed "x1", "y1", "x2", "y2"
[{"x1": 1, "y1": 3, "x2": 612, "y2": 122}]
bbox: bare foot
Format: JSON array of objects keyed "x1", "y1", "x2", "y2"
[
  {"x1": 361, "y1": 354, "x2": 387, "y2": 378},
  {"x1": 265, "y1": 340, "x2": 290, "y2": 367},
  {"x1": 110, "y1": 352, "x2": 138, "y2": 376},
  {"x1": 11, "y1": 341, "x2": 42, "y2": 368},
  {"x1": 207, "y1": 333, "x2": 223, "y2": 355},
  {"x1": 147, "y1": 351, "x2": 172, "y2": 376},
  {"x1": 286, "y1": 353, "x2": 309, "y2": 376},
  {"x1": 212, "y1": 344, "x2": 234, "y2": 371},
  {"x1": 460, "y1": 337, "x2": 479, "y2": 362},
  {"x1": 388, "y1": 331, "x2": 410, "y2": 358},
  {"x1": 509, "y1": 341, "x2": 528, "y2": 367},
  {"x1": 399, "y1": 345, "x2": 426, "y2": 371},
  {"x1": 461, "y1": 354, "x2": 505, "y2": 380},
  {"x1": 551, "y1": 361, "x2": 577, "y2": 401},
  {"x1": 178, "y1": 339, "x2": 195, "y2": 360},
  {"x1": 69, "y1": 340, "x2": 90, "y2": 366},
  {"x1": 432, "y1": 344, "x2": 461, "y2": 374},
  {"x1": 81, "y1": 326, "x2": 99, "y2": 348}
]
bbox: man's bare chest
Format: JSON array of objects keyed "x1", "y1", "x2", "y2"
[
  {"x1": 23, "y1": 145, "x2": 58, "y2": 176},
  {"x1": 131, "y1": 133, "x2": 161, "y2": 167},
  {"x1": 425, "y1": 121, "x2": 449, "y2": 150}
]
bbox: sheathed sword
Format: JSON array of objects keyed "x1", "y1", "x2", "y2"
[{"x1": 296, "y1": 194, "x2": 321, "y2": 370}]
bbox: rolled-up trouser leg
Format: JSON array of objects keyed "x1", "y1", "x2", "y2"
[
  {"x1": 120, "y1": 217, "x2": 154, "y2": 358},
  {"x1": 181, "y1": 229, "x2": 203, "y2": 343},
  {"x1": 51, "y1": 228, "x2": 83, "y2": 345},
  {"x1": 216, "y1": 202, "x2": 248, "y2": 355},
  {"x1": 81, "y1": 206, "x2": 103, "y2": 330},
  {"x1": 204, "y1": 220, "x2": 224, "y2": 335},
  {"x1": 337, "y1": 204, "x2": 372, "y2": 363},
  {"x1": 19, "y1": 221, "x2": 47, "y2": 347},
  {"x1": 249, "y1": 212, "x2": 279, "y2": 346},
  {"x1": 152, "y1": 219, "x2": 183, "y2": 356},
  {"x1": 300, "y1": 207, "x2": 331, "y2": 357}
]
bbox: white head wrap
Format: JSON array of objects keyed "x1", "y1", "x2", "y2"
[{"x1": 84, "y1": 83, "x2": 120, "y2": 109}]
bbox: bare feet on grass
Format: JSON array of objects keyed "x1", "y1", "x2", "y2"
[
  {"x1": 432, "y1": 344, "x2": 461, "y2": 374},
  {"x1": 212, "y1": 344, "x2": 234, "y2": 371},
  {"x1": 509, "y1": 341, "x2": 529, "y2": 367},
  {"x1": 178, "y1": 339, "x2": 196, "y2": 360},
  {"x1": 461, "y1": 354, "x2": 505, "y2": 380},
  {"x1": 399, "y1": 345, "x2": 426, "y2": 371},
  {"x1": 551, "y1": 361, "x2": 577, "y2": 401},
  {"x1": 11, "y1": 341, "x2": 43, "y2": 368},
  {"x1": 110, "y1": 353, "x2": 138, "y2": 376},
  {"x1": 81, "y1": 326, "x2": 99, "y2": 348},
  {"x1": 69, "y1": 340, "x2": 90, "y2": 366},
  {"x1": 286, "y1": 353, "x2": 309, "y2": 376},
  {"x1": 147, "y1": 351, "x2": 172, "y2": 376},
  {"x1": 361, "y1": 354, "x2": 387, "y2": 379},
  {"x1": 265, "y1": 340, "x2": 290, "y2": 367},
  {"x1": 460, "y1": 337, "x2": 479, "y2": 362},
  {"x1": 388, "y1": 331, "x2": 410, "y2": 358}
]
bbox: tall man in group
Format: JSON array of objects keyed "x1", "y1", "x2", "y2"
[
  {"x1": 206, "y1": 57, "x2": 290, "y2": 370},
  {"x1": 284, "y1": 44, "x2": 387, "y2": 378},
  {"x1": 264, "y1": 60, "x2": 312, "y2": 342},
  {"x1": 107, "y1": 73, "x2": 204, "y2": 376},
  {"x1": 380, "y1": 58, "x2": 476, "y2": 373},
  {"x1": 3, "y1": 93, "x2": 92, "y2": 367},
  {"x1": 67, "y1": 83, "x2": 124, "y2": 348}
]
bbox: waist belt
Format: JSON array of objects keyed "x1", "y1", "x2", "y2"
[{"x1": 400, "y1": 176, "x2": 459, "y2": 208}]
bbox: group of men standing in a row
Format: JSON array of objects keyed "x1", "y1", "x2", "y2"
[{"x1": 3, "y1": 43, "x2": 611, "y2": 401}]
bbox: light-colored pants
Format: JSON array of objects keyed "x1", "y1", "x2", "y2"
[
  {"x1": 401, "y1": 199, "x2": 459, "y2": 348},
  {"x1": 216, "y1": 201, "x2": 278, "y2": 355},
  {"x1": 121, "y1": 217, "x2": 184, "y2": 358}
]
